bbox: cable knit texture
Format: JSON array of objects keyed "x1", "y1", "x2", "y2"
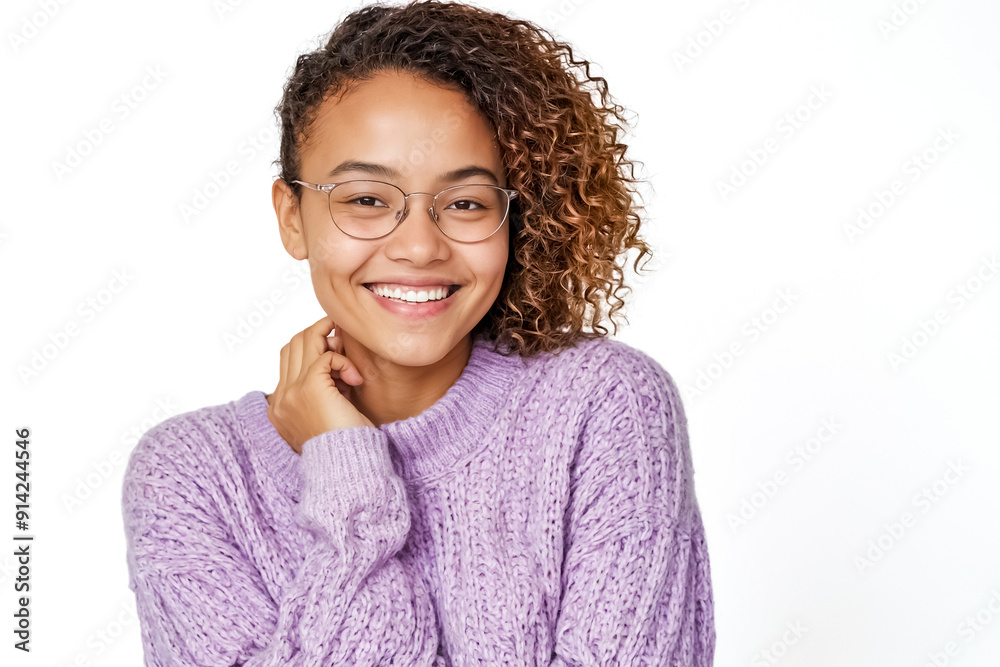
[{"x1": 121, "y1": 334, "x2": 715, "y2": 666}]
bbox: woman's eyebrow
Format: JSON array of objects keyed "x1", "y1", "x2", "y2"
[
  {"x1": 327, "y1": 160, "x2": 398, "y2": 180},
  {"x1": 438, "y1": 166, "x2": 500, "y2": 186},
  {"x1": 327, "y1": 160, "x2": 500, "y2": 185}
]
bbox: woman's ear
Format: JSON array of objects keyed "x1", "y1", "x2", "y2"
[{"x1": 272, "y1": 178, "x2": 308, "y2": 261}]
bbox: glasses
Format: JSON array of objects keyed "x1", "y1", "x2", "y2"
[{"x1": 292, "y1": 179, "x2": 518, "y2": 243}]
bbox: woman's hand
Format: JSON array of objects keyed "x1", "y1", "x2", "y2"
[{"x1": 266, "y1": 315, "x2": 375, "y2": 454}]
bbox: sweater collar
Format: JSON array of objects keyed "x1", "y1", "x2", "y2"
[
  {"x1": 380, "y1": 335, "x2": 526, "y2": 482},
  {"x1": 236, "y1": 335, "x2": 526, "y2": 496}
]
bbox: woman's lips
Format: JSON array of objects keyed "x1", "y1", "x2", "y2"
[
  {"x1": 363, "y1": 284, "x2": 460, "y2": 319},
  {"x1": 365, "y1": 283, "x2": 458, "y2": 299}
]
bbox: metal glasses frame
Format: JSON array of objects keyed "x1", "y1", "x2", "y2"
[{"x1": 292, "y1": 179, "x2": 518, "y2": 242}]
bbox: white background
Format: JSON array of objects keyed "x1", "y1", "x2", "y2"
[{"x1": 3, "y1": 0, "x2": 999, "y2": 665}]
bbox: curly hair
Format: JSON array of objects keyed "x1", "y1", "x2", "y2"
[{"x1": 273, "y1": 0, "x2": 653, "y2": 357}]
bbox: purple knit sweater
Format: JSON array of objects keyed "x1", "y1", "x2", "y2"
[{"x1": 122, "y1": 334, "x2": 715, "y2": 666}]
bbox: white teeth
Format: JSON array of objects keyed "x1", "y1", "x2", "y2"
[{"x1": 370, "y1": 285, "x2": 451, "y2": 303}]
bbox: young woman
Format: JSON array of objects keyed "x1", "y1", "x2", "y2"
[{"x1": 121, "y1": 2, "x2": 715, "y2": 664}]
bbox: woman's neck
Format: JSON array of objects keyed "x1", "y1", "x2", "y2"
[{"x1": 346, "y1": 334, "x2": 473, "y2": 428}]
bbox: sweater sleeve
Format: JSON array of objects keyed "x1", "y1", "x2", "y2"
[
  {"x1": 122, "y1": 422, "x2": 446, "y2": 666},
  {"x1": 550, "y1": 349, "x2": 715, "y2": 666}
]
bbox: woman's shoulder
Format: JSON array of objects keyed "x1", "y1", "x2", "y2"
[
  {"x1": 494, "y1": 335, "x2": 688, "y2": 438},
  {"x1": 520, "y1": 335, "x2": 683, "y2": 403},
  {"x1": 122, "y1": 391, "x2": 258, "y2": 491}
]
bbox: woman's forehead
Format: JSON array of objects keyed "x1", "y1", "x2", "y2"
[{"x1": 301, "y1": 71, "x2": 503, "y2": 180}]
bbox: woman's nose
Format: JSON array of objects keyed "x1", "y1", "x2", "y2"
[{"x1": 385, "y1": 195, "x2": 450, "y2": 262}]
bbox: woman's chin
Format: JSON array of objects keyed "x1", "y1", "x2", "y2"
[{"x1": 362, "y1": 333, "x2": 466, "y2": 370}]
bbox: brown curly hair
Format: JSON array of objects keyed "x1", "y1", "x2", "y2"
[{"x1": 273, "y1": 0, "x2": 653, "y2": 357}]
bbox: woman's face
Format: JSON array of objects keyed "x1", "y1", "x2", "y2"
[{"x1": 273, "y1": 69, "x2": 510, "y2": 369}]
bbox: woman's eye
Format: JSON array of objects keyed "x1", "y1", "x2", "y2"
[
  {"x1": 446, "y1": 199, "x2": 484, "y2": 210},
  {"x1": 350, "y1": 196, "x2": 389, "y2": 208}
]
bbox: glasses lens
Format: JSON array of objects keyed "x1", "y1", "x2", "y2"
[
  {"x1": 435, "y1": 185, "x2": 509, "y2": 242},
  {"x1": 328, "y1": 181, "x2": 403, "y2": 238}
]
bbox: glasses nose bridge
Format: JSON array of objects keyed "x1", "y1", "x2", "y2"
[{"x1": 399, "y1": 190, "x2": 440, "y2": 224}]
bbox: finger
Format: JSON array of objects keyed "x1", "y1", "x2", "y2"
[
  {"x1": 329, "y1": 342, "x2": 363, "y2": 385},
  {"x1": 305, "y1": 317, "x2": 336, "y2": 366},
  {"x1": 311, "y1": 314, "x2": 336, "y2": 335},
  {"x1": 326, "y1": 328, "x2": 344, "y2": 353},
  {"x1": 278, "y1": 343, "x2": 289, "y2": 395},
  {"x1": 315, "y1": 355, "x2": 356, "y2": 405},
  {"x1": 321, "y1": 348, "x2": 364, "y2": 387},
  {"x1": 287, "y1": 327, "x2": 305, "y2": 382},
  {"x1": 308, "y1": 351, "x2": 341, "y2": 394},
  {"x1": 291, "y1": 316, "x2": 335, "y2": 381},
  {"x1": 288, "y1": 315, "x2": 333, "y2": 380}
]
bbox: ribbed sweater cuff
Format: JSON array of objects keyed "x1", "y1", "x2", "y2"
[{"x1": 298, "y1": 427, "x2": 405, "y2": 542}]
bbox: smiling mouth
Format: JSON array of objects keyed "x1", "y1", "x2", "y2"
[{"x1": 363, "y1": 284, "x2": 461, "y2": 303}]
